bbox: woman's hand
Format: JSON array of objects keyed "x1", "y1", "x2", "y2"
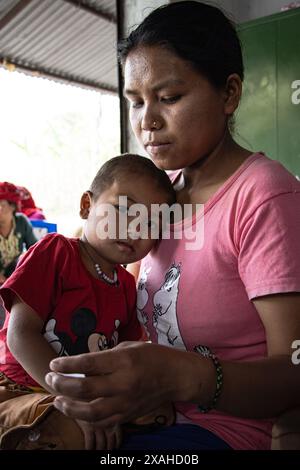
[
  {"x1": 45, "y1": 341, "x2": 210, "y2": 428},
  {"x1": 76, "y1": 420, "x2": 122, "y2": 450}
]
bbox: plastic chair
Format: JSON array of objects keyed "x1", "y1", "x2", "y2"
[{"x1": 30, "y1": 220, "x2": 57, "y2": 240}]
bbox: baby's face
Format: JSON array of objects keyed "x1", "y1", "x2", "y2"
[{"x1": 84, "y1": 176, "x2": 172, "y2": 265}]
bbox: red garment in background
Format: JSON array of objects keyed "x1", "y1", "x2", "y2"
[{"x1": 17, "y1": 186, "x2": 45, "y2": 220}]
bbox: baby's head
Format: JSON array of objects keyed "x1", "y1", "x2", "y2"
[{"x1": 80, "y1": 154, "x2": 176, "y2": 264}]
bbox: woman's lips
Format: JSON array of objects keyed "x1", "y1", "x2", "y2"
[{"x1": 146, "y1": 142, "x2": 171, "y2": 156}]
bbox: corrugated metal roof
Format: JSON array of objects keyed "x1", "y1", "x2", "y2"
[
  {"x1": 0, "y1": 0, "x2": 21, "y2": 19},
  {"x1": 80, "y1": 0, "x2": 116, "y2": 19},
  {"x1": 0, "y1": 0, "x2": 118, "y2": 92}
]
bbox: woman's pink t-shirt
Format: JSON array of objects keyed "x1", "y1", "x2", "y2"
[{"x1": 137, "y1": 153, "x2": 300, "y2": 450}]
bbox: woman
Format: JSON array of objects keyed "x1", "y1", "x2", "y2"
[
  {"x1": 45, "y1": 1, "x2": 300, "y2": 450},
  {"x1": 0, "y1": 182, "x2": 37, "y2": 284}
]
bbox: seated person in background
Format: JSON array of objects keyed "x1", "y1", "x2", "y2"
[
  {"x1": 0, "y1": 154, "x2": 176, "y2": 450},
  {"x1": 17, "y1": 185, "x2": 46, "y2": 221},
  {"x1": 0, "y1": 182, "x2": 37, "y2": 284}
]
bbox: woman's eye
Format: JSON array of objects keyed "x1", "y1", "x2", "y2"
[
  {"x1": 161, "y1": 95, "x2": 181, "y2": 104},
  {"x1": 131, "y1": 101, "x2": 143, "y2": 109}
]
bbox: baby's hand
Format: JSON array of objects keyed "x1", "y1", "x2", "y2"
[{"x1": 76, "y1": 419, "x2": 122, "y2": 450}]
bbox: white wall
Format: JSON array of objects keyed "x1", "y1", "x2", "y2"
[
  {"x1": 122, "y1": 0, "x2": 171, "y2": 154},
  {"x1": 123, "y1": 0, "x2": 170, "y2": 35}
]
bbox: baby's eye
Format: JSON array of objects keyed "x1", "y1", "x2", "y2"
[{"x1": 161, "y1": 95, "x2": 181, "y2": 104}]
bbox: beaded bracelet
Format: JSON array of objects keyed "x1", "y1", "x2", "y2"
[{"x1": 194, "y1": 345, "x2": 223, "y2": 413}]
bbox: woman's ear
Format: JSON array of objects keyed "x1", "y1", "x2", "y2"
[
  {"x1": 223, "y1": 73, "x2": 242, "y2": 116},
  {"x1": 80, "y1": 192, "x2": 92, "y2": 219}
]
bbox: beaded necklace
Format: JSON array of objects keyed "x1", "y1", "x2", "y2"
[{"x1": 79, "y1": 239, "x2": 118, "y2": 286}]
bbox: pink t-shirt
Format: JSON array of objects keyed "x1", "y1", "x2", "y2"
[{"x1": 137, "y1": 153, "x2": 300, "y2": 450}]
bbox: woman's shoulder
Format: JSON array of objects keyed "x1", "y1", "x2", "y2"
[
  {"x1": 237, "y1": 152, "x2": 300, "y2": 201},
  {"x1": 14, "y1": 212, "x2": 31, "y2": 227}
]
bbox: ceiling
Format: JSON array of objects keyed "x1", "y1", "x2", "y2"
[{"x1": 0, "y1": 0, "x2": 118, "y2": 93}]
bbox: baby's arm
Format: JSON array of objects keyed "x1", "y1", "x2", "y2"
[
  {"x1": 7, "y1": 294, "x2": 57, "y2": 394},
  {"x1": 7, "y1": 294, "x2": 122, "y2": 449}
]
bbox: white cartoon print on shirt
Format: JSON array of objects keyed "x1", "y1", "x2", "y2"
[
  {"x1": 152, "y1": 262, "x2": 185, "y2": 349},
  {"x1": 137, "y1": 266, "x2": 152, "y2": 338},
  {"x1": 43, "y1": 318, "x2": 69, "y2": 356}
]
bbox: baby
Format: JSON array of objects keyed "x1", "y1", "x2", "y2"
[{"x1": 0, "y1": 154, "x2": 176, "y2": 449}]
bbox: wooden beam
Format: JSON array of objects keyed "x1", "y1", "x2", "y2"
[
  {"x1": 62, "y1": 0, "x2": 117, "y2": 24},
  {"x1": 0, "y1": 0, "x2": 32, "y2": 31}
]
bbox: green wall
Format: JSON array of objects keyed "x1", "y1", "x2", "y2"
[{"x1": 236, "y1": 9, "x2": 300, "y2": 178}]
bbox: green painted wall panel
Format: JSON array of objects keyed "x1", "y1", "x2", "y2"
[
  {"x1": 236, "y1": 23, "x2": 277, "y2": 159},
  {"x1": 236, "y1": 9, "x2": 300, "y2": 178},
  {"x1": 277, "y1": 15, "x2": 300, "y2": 176}
]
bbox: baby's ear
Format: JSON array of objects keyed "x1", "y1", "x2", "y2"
[{"x1": 79, "y1": 192, "x2": 91, "y2": 219}]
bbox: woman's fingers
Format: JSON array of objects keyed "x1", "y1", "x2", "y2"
[
  {"x1": 47, "y1": 342, "x2": 181, "y2": 428},
  {"x1": 46, "y1": 342, "x2": 151, "y2": 400},
  {"x1": 49, "y1": 349, "x2": 120, "y2": 375},
  {"x1": 45, "y1": 372, "x2": 119, "y2": 400},
  {"x1": 49, "y1": 341, "x2": 145, "y2": 376}
]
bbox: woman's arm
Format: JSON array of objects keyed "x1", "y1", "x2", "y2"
[
  {"x1": 214, "y1": 293, "x2": 300, "y2": 418},
  {"x1": 45, "y1": 293, "x2": 300, "y2": 426},
  {"x1": 7, "y1": 294, "x2": 57, "y2": 393}
]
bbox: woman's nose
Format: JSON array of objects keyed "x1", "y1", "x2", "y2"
[{"x1": 141, "y1": 106, "x2": 162, "y2": 131}]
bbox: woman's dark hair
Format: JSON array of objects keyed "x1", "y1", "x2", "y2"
[
  {"x1": 118, "y1": 1, "x2": 244, "y2": 89},
  {"x1": 89, "y1": 153, "x2": 176, "y2": 205}
]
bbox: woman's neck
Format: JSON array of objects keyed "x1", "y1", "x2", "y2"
[{"x1": 182, "y1": 133, "x2": 252, "y2": 193}]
